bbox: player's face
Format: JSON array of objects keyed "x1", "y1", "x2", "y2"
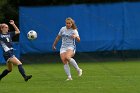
[
  {"x1": 66, "y1": 20, "x2": 72, "y2": 29},
  {"x1": 1, "y1": 24, "x2": 9, "y2": 33}
]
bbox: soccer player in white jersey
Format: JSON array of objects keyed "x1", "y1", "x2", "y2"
[
  {"x1": 0, "y1": 20, "x2": 32, "y2": 81},
  {"x1": 52, "y1": 17, "x2": 82, "y2": 80}
]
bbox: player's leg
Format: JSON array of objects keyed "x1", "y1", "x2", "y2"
[
  {"x1": 0, "y1": 52, "x2": 14, "y2": 80},
  {"x1": 66, "y1": 49, "x2": 82, "y2": 76},
  {"x1": 0, "y1": 62, "x2": 13, "y2": 80},
  {"x1": 9, "y1": 56, "x2": 32, "y2": 81},
  {"x1": 60, "y1": 50, "x2": 72, "y2": 80}
]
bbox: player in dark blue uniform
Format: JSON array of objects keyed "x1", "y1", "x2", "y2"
[{"x1": 0, "y1": 20, "x2": 32, "y2": 81}]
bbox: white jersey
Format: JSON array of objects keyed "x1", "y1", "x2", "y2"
[{"x1": 58, "y1": 26, "x2": 79, "y2": 49}]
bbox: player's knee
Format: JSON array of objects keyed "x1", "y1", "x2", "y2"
[
  {"x1": 65, "y1": 57, "x2": 71, "y2": 62},
  {"x1": 17, "y1": 63, "x2": 22, "y2": 65},
  {"x1": 61, "y1": 58, "x2": 68, "y2": 64},
  {"x1": 61, "y1": 58, "x2": 65, "y2": 62}
]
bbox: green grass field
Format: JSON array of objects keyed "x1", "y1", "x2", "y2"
[{"x1": 0, "y1": 60, "x2": 140, "y2": 93}]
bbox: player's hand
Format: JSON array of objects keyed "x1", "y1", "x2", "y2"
[
  {"x1": 71, "y1": 34, "x2": 77, "y2": 39},
  {"x1": 9, "y1": 20, "x2": 15, "y2": 25},
  {"x1": 52, "y1": 45, "x2": 56, "y2": 51}
]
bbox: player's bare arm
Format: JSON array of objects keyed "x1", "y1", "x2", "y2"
[
  {"x1": 9, "y1": 20, "x2": 20, "y2": 34},
  {"x1": 52, "y1": 35, "x2": 61, "y2": 50}
]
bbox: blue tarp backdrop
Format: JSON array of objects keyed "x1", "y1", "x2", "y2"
[
  {"x1": 18, "y1": 2, "x2": 139, "y2": 53},
  {"x1": 19, "y1": 2, "x2": 140, "y2": 54}
]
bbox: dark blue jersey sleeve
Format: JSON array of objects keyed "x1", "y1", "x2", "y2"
[{"x1": 9, "y1": 31, "x2": 16, "y2": 38}]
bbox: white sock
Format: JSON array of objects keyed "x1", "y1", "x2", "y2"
[
  {"x1": 64, "y1": 64, "x2": 71, "y2": 78},
  {"x1": 69, "y1": 58, "x2": 80, "y2": 71}
]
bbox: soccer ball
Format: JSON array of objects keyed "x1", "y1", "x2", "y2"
[{"x1": 27, "y1": 30, "x2": 37, "y2": 40}]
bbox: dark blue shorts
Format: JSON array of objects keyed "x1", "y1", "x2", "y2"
[{"x1": 3, "y1": 50, "x2": 15, "y2": 61}]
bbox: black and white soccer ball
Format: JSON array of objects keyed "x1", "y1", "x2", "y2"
[{"x1": 27, "y1": 30, "x2": 37, "y2": 40}]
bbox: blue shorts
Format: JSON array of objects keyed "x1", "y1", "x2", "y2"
[{"x1": 3, "y1": 50, "x2": 15, "y2": 62}]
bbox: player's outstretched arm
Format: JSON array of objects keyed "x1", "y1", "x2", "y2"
[
  {"x1": 9, "y1": 20, "x2": 20, "y2": 34},
  {"x1": 52, "y1": 35, "x2": 61, "y2": 50}
]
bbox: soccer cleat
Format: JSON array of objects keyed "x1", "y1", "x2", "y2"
[
  {"x1": 66, "y1": 77, "x2": 73, "y2": 81},
  {"x1": 24, "y1": 75, "x2": 32, "y2": 82},
  {"x1": 78, "y1": 69, "x2": 82, "y2": 76}
]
